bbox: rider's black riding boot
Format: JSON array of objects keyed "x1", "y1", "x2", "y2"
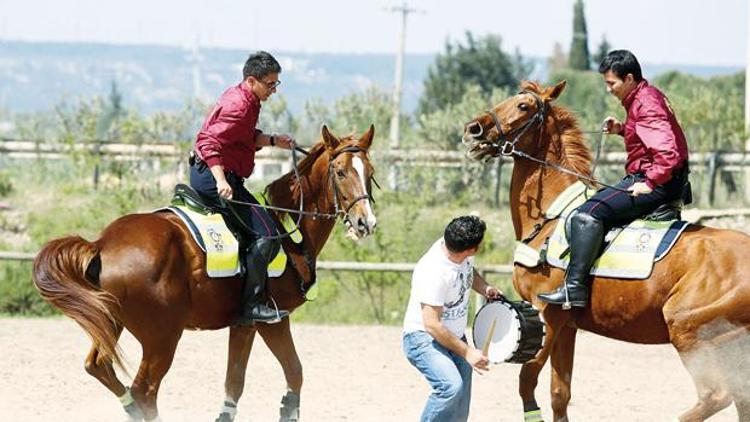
[
  {"x1": 235, "y1": 237, "x2": 289, "y2": 325},
  {"x1": 538, "y1": 212, "x2": 605, "y2": 308}
]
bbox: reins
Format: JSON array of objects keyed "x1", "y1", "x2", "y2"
[
  {"x1": 487, "y1": 91, "x2": 629, "y2": 194},
  {"x1": 223, "y1": 144, "x2": 377, "y2": 240}
]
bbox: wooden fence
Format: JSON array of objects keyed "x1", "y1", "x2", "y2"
[{"x1": 3, "y1": 138, "x2": 750, "y2": 205}]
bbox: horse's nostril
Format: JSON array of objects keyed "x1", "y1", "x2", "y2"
[{"x1": 467, "y1": 121, "x2": 483, "y2": 136}]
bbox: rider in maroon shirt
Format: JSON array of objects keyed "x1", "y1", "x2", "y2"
[
  {"x1": 191, "y1": 51, "x2": 295, "y2": 324},
  {"x1": 539, "y1": 50, "x2": 691, "y2": 309}
]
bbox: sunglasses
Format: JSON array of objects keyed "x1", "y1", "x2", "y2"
[{"x1": 260, "y1": 79, "x2": 281, "y2": 89}]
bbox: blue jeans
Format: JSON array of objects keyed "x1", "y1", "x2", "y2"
[{"x1": 402, "y1": 331, "x2": 472, "y2": 422}]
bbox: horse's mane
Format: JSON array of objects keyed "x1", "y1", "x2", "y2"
[
  {"x1": 265, "y1": 134, "x2": 361, "y2": 208},
  {"x1": 521, "y1": 81, "x2": 592, "y2": 179}
]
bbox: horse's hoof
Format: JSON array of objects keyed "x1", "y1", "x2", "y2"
[
  {"x1": 123, "y1": 401, "x2": 144, "y2": 421},
  {"x1": 215, "y1": 412, "x2": 234, "y2": 422}
]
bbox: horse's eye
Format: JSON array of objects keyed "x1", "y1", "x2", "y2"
[
  {"x1": 336, "y1": 169, "x2": 346, "y2": 178},
  {"x1": 518, "y1": 103, "x2": 529, "y2": 111}
]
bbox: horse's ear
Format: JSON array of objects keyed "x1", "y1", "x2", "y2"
[
  {"x1": 544, "y1": 80, "x2": 567, "y2": 102},
  {"x1": 359, "y1": 124, "x2": 375, "y2": 150},
  {"x1": 321, "y1": 125, "x2": 340, "y2": 150}
]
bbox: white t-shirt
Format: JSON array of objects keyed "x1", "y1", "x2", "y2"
[{"x1": 402, "y1": 238, "x2": 474, "y2": 338}]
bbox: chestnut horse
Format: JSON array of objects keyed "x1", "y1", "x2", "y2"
[
  {"x1": 32, "y1": 125, "x2": 378, "y2": 421},
  {"x1": 462, "y1": 81, "x2": 750, "y2": 421}
]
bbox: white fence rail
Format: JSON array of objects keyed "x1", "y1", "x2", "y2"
[{"x1": 0, "y1": 251, "x2": 515, "y2": 276}]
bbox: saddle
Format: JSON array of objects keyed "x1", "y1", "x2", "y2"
[
  {"x1": 167, "y1": 184, "x2": 289, "y2": 278},
  {"x1": 172, "y1": 183, "x2": 250, "y2": 246},
  {"x1": 513, "y1": 182, "x2": 692, "y2": 279}
]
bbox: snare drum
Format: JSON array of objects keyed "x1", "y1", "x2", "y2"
[{"x1": 472, "y1": 298, "x2": 545, "y2": 364}]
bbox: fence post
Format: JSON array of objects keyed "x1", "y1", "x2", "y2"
[{"x1": 707, "y1": 152, "x2": 719, "y2": 206}]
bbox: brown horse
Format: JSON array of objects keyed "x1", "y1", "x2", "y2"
[
  {"x1": 32, "y1": 125, "x2": 378, "y2": 421},
  {"x1": 462, "y1": 81, "x2": 750, "y2": 421}
]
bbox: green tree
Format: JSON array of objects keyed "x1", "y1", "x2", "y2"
[
  {"x1": 592, "y1": 36, "x2": 611, "y2": 68},
  {"x1": 418, "y1": 32, "x2": 531, "y2": 115},
  {"x1": 569, "y1": 0, "x2": 591, "y2": 70}
]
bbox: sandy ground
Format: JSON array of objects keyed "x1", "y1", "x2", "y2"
[{"x1": 0, "y1": 318, "x2": 739, "y2": 422}]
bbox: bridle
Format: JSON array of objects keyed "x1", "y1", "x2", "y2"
[
  {"x1": 327, "y1": 145, "x2": 377, "y2": 217},
  {"x1": 224, "y1": 143, "x2": 378, "y2": 240},
  {"x1": 487, "y1": 90, "x2": 547, "y2": 157},
  {"x1": 483, "y1": 91, "x2": 630, "y2": 194}
]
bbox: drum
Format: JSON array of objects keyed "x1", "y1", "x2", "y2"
[{"x1": 472, "y1": 298, "x2": 545, "y2": 364}]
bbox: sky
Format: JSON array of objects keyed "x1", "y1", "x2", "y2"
[{"x1": 0, "y1": 0, "x2": 747, "y2": 66}]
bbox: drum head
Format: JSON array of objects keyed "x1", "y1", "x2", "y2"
[{"x1": 472, "y1": 301, "x2": 522, "y2": 364}]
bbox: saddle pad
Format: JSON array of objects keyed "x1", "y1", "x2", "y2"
[
  {"x1": 164, "y1": 205, "x2": 241, "y2": 278},
  {"x1": 546, "y1": 218, "x2": 690, "y2": 279},
  {"x1": 159, "y1": 203, "x2": 290, "y2": 279}
]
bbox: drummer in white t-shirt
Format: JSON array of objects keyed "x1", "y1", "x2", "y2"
[{"x1": 402, "y1": 215, "x2": 503, "y2": 422}]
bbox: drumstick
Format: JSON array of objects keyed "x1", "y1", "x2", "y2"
[{"x1": 482, "y1": 317, "x2": 497, "y2": 356}]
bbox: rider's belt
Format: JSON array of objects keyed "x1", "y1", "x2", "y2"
[
  {"x1": 190, "y1": 151, "x2": 244, "y2": 183},
  {"x1": 190, "y1": 150, "x2": 207, "y2": 172}
]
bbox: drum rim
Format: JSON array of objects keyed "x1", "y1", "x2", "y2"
[
  {"x1": 472, "y1": 298, "x2": 522, "y2": 363},
  {"x1": 472, "y1": 298, "x2": 546, "y2": 364}
]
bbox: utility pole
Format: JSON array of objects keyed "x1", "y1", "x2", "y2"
[
  {"x1": 387, "y1": 2, "x2": 422, "y2": 190},
  {"x1": 187, "y1": 34, "x2": 204, "y2": 102},
  {"x1": 387, "y1": 2, "x2": 422, "y2": 150}
]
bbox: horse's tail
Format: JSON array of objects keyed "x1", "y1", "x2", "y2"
[{"x1": 32, "y1": 236, "x2": 125, "y2": 371}]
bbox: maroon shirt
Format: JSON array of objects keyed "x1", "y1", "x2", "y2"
[
  {"x1": 195, "y1": 83, "x2": 263, "y2": 179},
  {"x1": 619, "y1": 80, "x2": 689, "y2": 189}
]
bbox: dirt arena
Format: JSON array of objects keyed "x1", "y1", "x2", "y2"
[{"x1": 0, "y1": 318, "x2": 740, "y2": 421}]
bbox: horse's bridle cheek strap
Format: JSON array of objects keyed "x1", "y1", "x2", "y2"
[
  {"x1": 486, "y1": 92, "x2": 546, "y2": 157},
  {"x1": 327, "y1": 146, "x2": 374, "y2": 218}
]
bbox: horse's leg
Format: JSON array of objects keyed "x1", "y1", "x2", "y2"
[
  {"x1": 258, "y1": 318, "x2": 303, "y2": 422},
  {"x1": 520, "y1": 306, "x2": 570, "y2": 422},
  {"x1": 735, "y1": 398, "x2": 750, "y2": 421},
  {"x1": 665, "y1": 304, "x2": 733, "y2": 422},
  {"x1": 83, "y1": 325, "x2": 144, "y2": 420},
  {"x1": 673, "y1": 346, "x2": 732, "y2": 422},
  {"x1": 130, "y1": 332, "x2": 182, "y2": 421},
  {"x1": 549, "y1": 326, "x2": 577, "y2": 422},
  {"x1": 216, "y1": 326, "x2": 258, "y2": 422}
]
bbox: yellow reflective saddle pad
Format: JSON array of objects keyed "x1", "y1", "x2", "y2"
[
  {"x1": 166, "y1": 204, "x2": 241, "y2": 278},
  {"x1": 161, "y1": 202, "x2": 291, "y2": 279},
  {"x1": 514, "y1": 182, "x2": 690, "y2": 279}
]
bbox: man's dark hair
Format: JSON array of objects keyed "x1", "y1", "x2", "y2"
[
  {"x1": 598, "y1": 49, "x2": 643, "y2": 82},
  {"x1": 444, "y1": 215, "x2": 486, "y2": 253},
  {"x1": 243, "y1": 51, "x2": 282, "y2": 79}
]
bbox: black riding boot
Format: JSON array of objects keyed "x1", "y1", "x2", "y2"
[
  {"x1": 538, "y1": 212, "x2": 605, "y2": 308},
  {"x1": 235, "y1": 237, "x2": 289, "y2": 325}
]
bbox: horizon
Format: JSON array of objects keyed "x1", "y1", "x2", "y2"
[{"x1": 3, "y1": 38, "x2": 744, "y2": 70}]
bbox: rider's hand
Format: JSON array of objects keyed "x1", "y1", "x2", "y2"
[
  {"x1": 465, "y1": 347, "x2": 490, "y2": 374},
  {"x1": 216, "y1": 180, "x2": 233, "y2": 199},
  {"x1": 628, "y1": 182, "x2": 653, "y2": 197},
  {"x1": 602, "y1": 116, "x2": 622, "y2": 135},
  {"x1": 275, "y1": 134, "x2": 296, "y2": 150}
]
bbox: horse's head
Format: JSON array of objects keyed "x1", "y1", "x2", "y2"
[
  {"x1": 320, "y1": 124, "x2": 377, "y2": 240},
  {"x1": 462, "y1": 80, "x2": 567, "y2": 162}
]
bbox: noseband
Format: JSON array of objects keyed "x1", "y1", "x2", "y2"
[{"x1": 487, "y1": 91, "x2": 547, "y2": 156}]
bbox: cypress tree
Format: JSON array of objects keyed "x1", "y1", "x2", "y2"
[
  {"x1": 592, "y1": 36, "x2": 612, "y2": 67},
  {"x1": 569, "y1": 0, "x2": 591, "y2": 70}
]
